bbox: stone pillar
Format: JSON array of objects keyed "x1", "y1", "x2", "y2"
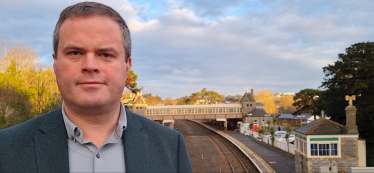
[
  {"x1": 345, "y1": 106, "x2": 358, "y2": 134},
  {"x1": 216, "y1": 118, "x2": 227, "y2": 132}
]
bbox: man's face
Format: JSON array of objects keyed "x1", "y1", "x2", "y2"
[{"x1": 53, "y1": 15, "x2": 131, "y2": 110}]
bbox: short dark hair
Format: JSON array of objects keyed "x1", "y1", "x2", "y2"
[{"x1": 53, "y1": 1, "x2": 131, "y2": 61}]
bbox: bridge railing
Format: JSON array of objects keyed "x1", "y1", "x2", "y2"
[
  {"x1": 146, "y1": 113, "x2": 243, "y2": 120},
  {"x1": 145, "y1": 105, "x2": 243, "y2": 116}
]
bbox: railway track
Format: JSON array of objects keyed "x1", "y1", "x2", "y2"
[{"x1": 176, "y1": 120, "x2": 259, "y2": 173}]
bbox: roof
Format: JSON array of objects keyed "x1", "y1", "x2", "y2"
[
  {"x1": 295, "y1": 118, "x2": 345, "y2": 135},
  {"x1": 247, "y1": 108, "x2": 268, "y2": 117},
  {"x1": 277, "y1": 114, "x2": 294, "y2": 119},
  {"x1": 133, "y1": 94, "x2": 147, "y2": 105},
  {"x1": 147, "y1": 104, "x2": 242, "y2": 109},
  {"x1": 293, "y1": 113, "x2": 313, "y2": 120},
  {"x1": 240, "y1": 92, "x2": 255, "y2": 102}
]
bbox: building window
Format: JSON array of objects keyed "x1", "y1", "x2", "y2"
[
  {"x1": 311, "y1": 144, "x2": 318, "y2": 156},
  {"x1": 331, "y1": 143, "x2": 338, "y2": 155},
  {"x1": 250, "y1": 104, "x2": 252, "y2": 107},
  {"x1": 319, "y1": 144, "x2": 329, "y2": 156},
  {"x1": 254, "y1": 120, "x2": 257, "y2": 124},
  {"x1": 311, "y1": 143, "x2": 338, "y2": 156},
  {"x1": 247, "y1": 104, "x2": 249, "y2": 107}
]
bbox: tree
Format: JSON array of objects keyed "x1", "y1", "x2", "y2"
[
  {"x1": 176, "y1": 88, "x2": 224, "y2": 105},
  {"x1": 204, "y1": 90, "x2": 224, "y2": 104},
  {"x1": 0, "y1": 42, "x2": 60, "y2": 116},
  {"x1": 272, "y1": 117, "x2": 277, "y2": 126},
  {"x1": 249, "y1": 122, "x2": 254, "y2": 138},
  {"x1": 190, "y1": 92, "x2": 202, "y2": 104},
  {"x1": 266, "y1": 120, "x2": 271, "y2": 130},
  {"x1": 253, "y1": 90, "x2": 277, "y2": 114},
  {"x1": 257, "y1": 127, "x2": 265, "y2": 142},
  {"x1": 318, "y1": 42, "x2": 374, "y2": 165},
  {"x1": 176, "y1": 96, "x2": 190, "y2": 105},
  {"x1": 225, "y1": 94, "x2": 243, "y2": 103},
  {"x1": 270, "y1": 127, "x2": 275, "y2": 147},
  {"x1": 143, "y1": 94, "x2": 163, "y2": 106},
  {"x1": 292, "y1": 88, "x2": 322, "y2": 119},
  {"x1": 164, "y1": 97, "x2": 177, "y2": 105},
  {"x1": 0, "y1": 42, "x2": 39, "y2": 74},
  {"x1": 0, "y1": 85, "x2": 32, "y2": 129},
  {"x1": 194, "y1": 88, "x2": 224, "y2": 104},
  {"x1": 125, "y1": 67, "x2": 139, "y2": 93},
  {"x1": 278, "y1": 95, "x2": 296, "y2": 114},
  {"x1": 285, "y1": 124, "x2": 293, "y2": 153}
]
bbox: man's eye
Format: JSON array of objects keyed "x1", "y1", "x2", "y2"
[
  {"x1": 69, "y1": 51, "x2": 81, "y2": 55},
  {"x1": 101, "y1": 53, "x2": 113, "y2": 58}
]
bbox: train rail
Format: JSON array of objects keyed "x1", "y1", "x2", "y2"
[{"x1": 175, "y1": 120, "x2": 259, "y2": 173}]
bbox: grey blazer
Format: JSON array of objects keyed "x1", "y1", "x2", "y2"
[{"x1": 0, "y1": 108, "x2": 192, "y2": 173}]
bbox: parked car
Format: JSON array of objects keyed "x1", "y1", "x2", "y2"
[
  {"x1": 277, "y1": 133, "x2": 295, "y2": 143},
  {"x1": 264, "y1": 131, "x2": 286, "y2": 137}
]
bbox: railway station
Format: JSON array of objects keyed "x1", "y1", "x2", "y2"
[
  {"x1": 121, "y1": 90, "x2": 372, "y2": 173},
  {"x1": 125, "y1": 89, "x2": 272, "y2": 132}
]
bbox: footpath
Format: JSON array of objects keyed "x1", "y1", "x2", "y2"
[{"x1": 194, "y1": 121, "x2": 295, "y2": 173}]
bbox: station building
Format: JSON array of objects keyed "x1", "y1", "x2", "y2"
[{"x1": 294, "y1": 96, "x2": 366, "y2": 173}]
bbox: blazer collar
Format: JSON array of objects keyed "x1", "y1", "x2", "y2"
[
  {"x1": 35, "y1": 108, "x2": 70, "y2": 173},
  {"x1": 123, "y1": 109, "x2": 150, "y2": 173}
]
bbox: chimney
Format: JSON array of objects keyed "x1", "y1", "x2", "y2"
[
  {"x1": 345, "y1": 95, "x2": 358, "y2": 134},
  {"x1": 251, "y1": 89, "x2": 254, "y2": 96}
]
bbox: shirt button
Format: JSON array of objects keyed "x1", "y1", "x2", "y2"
[
  {"x1": 96, "y1": 153, "x2": 100, "y2": 158},
  {"x1": 76, "y1": 131, "x2": 80, "y2": 136}
]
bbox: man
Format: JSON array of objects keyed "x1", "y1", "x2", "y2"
[{"x1": 0, "y1": 2, "x2": 192, "y2": 173}]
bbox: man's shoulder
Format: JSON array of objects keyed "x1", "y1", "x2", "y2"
[{"x1": 0, "y1": 108, "x2": 61, "y2": 140}]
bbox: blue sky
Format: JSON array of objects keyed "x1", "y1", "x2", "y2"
[{"x1": 1, "y1": 0, "x2": 373, "y2": 99}]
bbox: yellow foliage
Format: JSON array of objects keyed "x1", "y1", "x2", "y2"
[
  {"x1": 278, "y1": 95, "x2": 294, "y2": 107},
  {"x1": 0, "y1": 42, "x2": 60, "y2": 115},
  {"x1": 164, "y1": 97, "x2": 177, "y2": 105},
  {"x1": 253, "y1": 90, "x2": 277, "y2": 114}
]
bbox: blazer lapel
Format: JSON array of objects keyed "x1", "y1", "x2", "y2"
[
  {"x1": 124, "y1": 110, "x2": 150, "y2": 173},
  {"x1": 34, "y1": 108, "x2": 69, "y2": 173}
]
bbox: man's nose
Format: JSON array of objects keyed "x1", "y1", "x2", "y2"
[{"x1": 82, "y1": 54, "x2": 100, "y2": 73}]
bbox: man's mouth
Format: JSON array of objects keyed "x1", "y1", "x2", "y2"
[{"x1": 78, "y1": 81, "x2": 105, "y2": 87}]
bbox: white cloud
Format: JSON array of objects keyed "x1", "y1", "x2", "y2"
[
  {"x1": 157, "y1": 65, "x2": 172, "y2": 70},
  {"x1": 170, "y1": 68, "x2": 201, "y2": 76},
  {"x1": 185, "y1": 69, "x2": 202, "y2": 75}
]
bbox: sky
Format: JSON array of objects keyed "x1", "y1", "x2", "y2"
[{"x1": 1, "y1": 0, "x2": 373, "y2": 99}]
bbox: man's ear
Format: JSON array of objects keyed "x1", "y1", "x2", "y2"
[
  {"x1": 52, "y1": 52, "x2": 57, "y2": 72},
  {"x1": 126, "y1": 57, "x2": 132, "y2": 76}
]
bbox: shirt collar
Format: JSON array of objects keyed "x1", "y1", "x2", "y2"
[{"x1": 62, "y1": 101, "x2": 127, "y2": 141}]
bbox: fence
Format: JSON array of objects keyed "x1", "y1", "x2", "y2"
[{"x1": 245, "y1": 130, "x2": 295, "y2": 155}]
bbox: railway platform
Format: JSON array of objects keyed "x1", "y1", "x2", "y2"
[{"x1": 194, "y1": 120, "x2": 295, "y2": 173}]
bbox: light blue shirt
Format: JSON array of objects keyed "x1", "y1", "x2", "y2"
[{"x1": 62, "y1": 102, "x2": 127, "y2": 173}]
